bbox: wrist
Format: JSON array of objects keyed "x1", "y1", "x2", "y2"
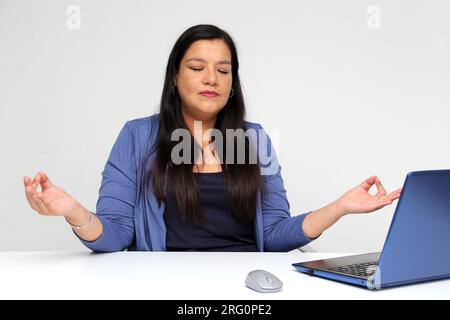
[
  {"x1": 333, "y1": 199, "x2": 347, "y2": 219},
  {"x1": 65, "y1": 205, "x2": 89, "y2": 225}
]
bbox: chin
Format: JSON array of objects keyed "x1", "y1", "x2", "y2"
[{"x1": 196, "y1": 103, "x2": 226, "y2": 117}]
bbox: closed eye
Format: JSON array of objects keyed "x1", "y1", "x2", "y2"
[{"x1": 189, "y1": 67, "x2": 230, "y2": 74}]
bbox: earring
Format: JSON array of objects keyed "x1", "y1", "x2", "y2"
[
  {"x1": 229, "y1": 88, "x2": 234, "y2": 98},
  {"x1": 172, "y1": 85, "x2": 177, "y2": 95}
]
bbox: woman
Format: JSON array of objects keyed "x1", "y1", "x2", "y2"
[{"x1": 23, "y1": 25, "x2": 401, "y2": 252}]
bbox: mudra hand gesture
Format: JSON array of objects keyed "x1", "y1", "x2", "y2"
[{"x1": 336, "y1": 176, "x2": 402, "y2": 216}]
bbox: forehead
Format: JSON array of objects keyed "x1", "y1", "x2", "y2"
[{"x1": 182, "y1": 39, "x2": 231, "y2": 63}]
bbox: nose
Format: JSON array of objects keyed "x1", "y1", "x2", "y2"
[{"x1": 202, "y1": 67, "x2": 217, "y2": 86}]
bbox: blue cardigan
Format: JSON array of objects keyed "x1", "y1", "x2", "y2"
[{"x1": 79, "y1": 114, "x2": 314, "y2": 252}]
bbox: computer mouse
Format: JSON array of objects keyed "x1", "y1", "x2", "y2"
[{"x1": 245, "y1": 269, "x2": 283, "y2": 293}]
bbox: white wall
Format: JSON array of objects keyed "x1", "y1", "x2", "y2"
[{"x1": 1, "y1": 0, "x2": 449, "y2": 252}]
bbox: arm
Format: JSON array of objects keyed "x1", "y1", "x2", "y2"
[
  {"x1": 255, "y1": 124, "x2": 314, "y2": 251},
  {"x1": 303, "y1": 176, "x2": 402, "y2": 239},
  {"x1": 302, "y1": 201, "x2": 343, "y2": 239},
  {"x1": 24, "y1": 173, "x2": 105, "y2": 243},
  {"x1": 66, "y1": 204, "x2": 103, "y2": 242},
  {"x1": 75, "y1": 122, "x2": 137, "y2": 252},
  {"x1": 24, "y1": 120, "x2": 147, "y2": 252},
  {"x1": 255, "y1": 124, "x2": 402, "y2": 251}
]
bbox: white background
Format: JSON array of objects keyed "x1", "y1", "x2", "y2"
[{"x1": 1, "y1": 0, "x2": 449, "y2": 252}]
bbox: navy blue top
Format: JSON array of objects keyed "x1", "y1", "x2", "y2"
[{"x1": 164, "y1": 172, "x2": 258, "y2": 252}]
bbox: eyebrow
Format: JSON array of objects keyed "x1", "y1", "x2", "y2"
[{"x1": 185, "y1": 57, "x2": 232, "y2": 65}]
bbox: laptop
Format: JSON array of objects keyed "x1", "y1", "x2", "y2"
[{"x1": 292, "y1": 170, "x2": 450, "y2": 290}]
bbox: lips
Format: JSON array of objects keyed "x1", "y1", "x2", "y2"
[{"x1": 199, "y1": 90, "x2": 219, "y2": 97}]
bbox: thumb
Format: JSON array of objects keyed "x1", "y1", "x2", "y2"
[{"x1": 37, "y1": 171, "x2": 54, "y2": 191}]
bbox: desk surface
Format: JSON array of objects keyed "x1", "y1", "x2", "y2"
[{"x1": 1, "y1": 251, "x2": 449, "y2": 299}]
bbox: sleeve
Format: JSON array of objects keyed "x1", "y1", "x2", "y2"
[
  {"x1": 77, "y1": 122, "x2": 137, "y2": 252},
  {"x1": 256, "y1": 124, "x2": 317, "y2": 252}
]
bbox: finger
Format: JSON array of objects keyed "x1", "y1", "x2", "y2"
[
  {"x1": 27, "y1": 186, "x2": 49, "y2": 215},
  {"x1": 24, "y1": 176, "x2": 32, "y2": 188},
  {"x1": 24, "y1": 177, "x2": 35, "y2": 206},
  {"x1": 24, "y1": 186, "x2": 39, "y2": 211},
  {"x1": 25, "y1": 184, "x2": 41, "y2": 212},
  {"x1": 36, "y1": 171, "x2": 53, "y2": 190},
  {"x1": 25, "y1": 176, "x2": 40, "y2": 192},
  {"x1": 374, "y1": 198, "x2": 393, "y2": 210},
  {"x1": 375, "y1": 177, "x2": 387, "y2": 197},
  {"x1": 31, "y1": 174, "x2": 41, "y2": 191},
  {"x1": 361, "y1": 198, "x2": 392, "y2": 212},
  {"x1": 24, "y1": 177, "x2": 33, "y2": 201},
  {"x1": 359, "y1": 175, "x2": 377, "y2": 191},
  {"x1": 25, "y1": 175, "x2": 49, "y2": 215},
  {"x1": 387, "y1": 190, "x2": 402, "y2": 201}
]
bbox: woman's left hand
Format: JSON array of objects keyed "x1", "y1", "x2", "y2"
[{"x1": 336, "y1": 176, "x2": 402, "y2": 216}]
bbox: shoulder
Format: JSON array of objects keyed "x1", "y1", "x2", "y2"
[
  {"x1": 244, "y1": 120, "x2": 279, "y2": 174},
  {"x1": 124, "y1": 113, "x2": 160, "y2": 134},
  {"x1": 116, "y1": 114, "x2": 160, "y2": 159},
  {"x1": 243, "y1": 120, "x2": 263, "y2": 131},
  {"x1": 243, "y1": 120, "x2": 271, "y2": 143},
  {"x1": 121, "y1": 113, "x2": 161, "y2": 148}
]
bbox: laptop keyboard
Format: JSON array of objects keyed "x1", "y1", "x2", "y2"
[{"x1": 328, "y1": 261, "x2": 379, "y2": 278}]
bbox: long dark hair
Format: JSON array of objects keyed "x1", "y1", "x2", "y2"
[{"x1": 142, "y1": 24, "x2": 264, "y2": 224}]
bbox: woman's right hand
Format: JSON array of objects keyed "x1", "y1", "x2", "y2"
[{"x1": 23, "y1": 172, "x2": 81, "y2": 218}]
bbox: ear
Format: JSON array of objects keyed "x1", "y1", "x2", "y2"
[{"x1": 173, "y1": 74, "x2": 178, "y2": 87}]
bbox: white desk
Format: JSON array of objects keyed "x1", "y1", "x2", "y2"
[{"x1": 0, "y1": 251, "x2": 449, "y2": 299}]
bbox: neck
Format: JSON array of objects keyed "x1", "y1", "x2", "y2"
[{"x1": 182, "y1": 109, "x2": 217, "y2": 148}]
